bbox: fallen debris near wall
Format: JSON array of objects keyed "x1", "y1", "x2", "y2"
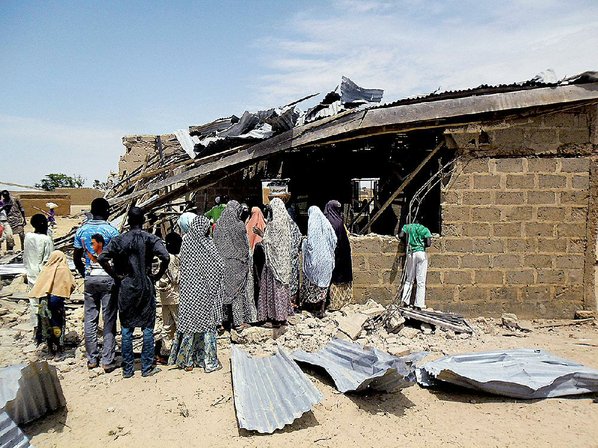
[
  {"x1": 0, "y1": 361, "x2": 66, "y2": 425},
  {"x1": 231, "y1": 346, "x2": 322, "y2": 434},
  {"x1": 418, "y1": 349, "x2": 598, "y2": 399},
  {"x1": 399, "y1": 308, "x2": 473, "y2": 334},
  {"x1": 292, "y1": 338, "x2": 415, "y2": 393}
]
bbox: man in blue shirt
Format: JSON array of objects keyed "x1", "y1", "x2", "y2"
[{"x1": 73, "y1": 198, "x2": 119, "y2": 372}]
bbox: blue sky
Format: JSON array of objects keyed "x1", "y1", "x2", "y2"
[{"x1": 1, "y1": 0, "x2": 597, "y2": 187}]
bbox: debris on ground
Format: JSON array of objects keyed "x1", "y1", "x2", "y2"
[
  {"x1": 231, "y1": 345, "x2": 322, "y2": 434},
  {"x1": 418, "y1": 348, "x2": 598, "y2": 399},
  {"x1": 0, "y1": 361, "x2": 66, "y2": 425},
  {"x1": 292, "y1": 338, "x2": 416, "y2": 393}
]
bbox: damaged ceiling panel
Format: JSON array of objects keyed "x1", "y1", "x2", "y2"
[
  {"x1": 231, "y1": 346, "x2": 322, "y2": 434},
  {"x1": 418, "y1": 349, "x2": 598, "y2": 399},
  {"x1": 292, "y1": 338, "x2": 415, "y2": 393},
  {"x1": 0, "y1": 362, "x2": 66, "y2": 425}
]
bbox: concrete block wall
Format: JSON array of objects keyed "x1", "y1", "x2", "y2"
[
  {"x1": 436, "y1": 156, "x2": 590, "y2": 317},
  {"x1": 349, "y1": 106, "x2": 597, "y2": 318}
]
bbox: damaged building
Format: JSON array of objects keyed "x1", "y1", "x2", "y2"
[{"x1": 109, "y1": 74, "x2": 598, "y2": 319}]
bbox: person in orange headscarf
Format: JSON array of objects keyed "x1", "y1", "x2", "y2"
[
  {"x1": 246, "y1": 206, "x2": 266, "y2": 305},
  {"x1": 29, "y1": 250, "x2": 76, "y2": 355}
]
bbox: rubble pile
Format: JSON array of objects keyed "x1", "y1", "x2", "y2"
[{"x1": 229, "y1": 300, "x2": 500, "y2": 357}]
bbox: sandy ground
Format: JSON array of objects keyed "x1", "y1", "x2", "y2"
[
  {"x1": 3, "y1": 215, "x2": 598, "y2": 447},
  {"x1": 7, "y1": 318, "x2": 596, "y2": 448}
]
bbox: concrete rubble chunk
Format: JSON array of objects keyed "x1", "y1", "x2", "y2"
[
  {"x1": 398, "y1": 326, "x2": 421, "y2": 340},
  {"x1": 575, "y1": 310, "x2": 596, "y2": 320},
  {"x1": 334, "y1": 312, "x2": 369, "y2": 340},
  {"x1": 230, "y1": 327, "x2": 275, "y2": 344}
]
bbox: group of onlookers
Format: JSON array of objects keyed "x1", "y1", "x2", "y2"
[{"x1": 22, "y1": 195, "x2": 355, "y2": 378}]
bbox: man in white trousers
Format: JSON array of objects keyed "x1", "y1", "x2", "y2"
[{"x1": 398, "y1": 221, "x2": 432, "y2": 310}]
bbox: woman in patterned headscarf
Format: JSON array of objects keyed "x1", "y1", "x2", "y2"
[
  {"x1": 255, "y1": 198, "x2": 292, "y2": 326},
  {"x1": 169, "y1": 216, "x2": 223, "y2": 373},
  {"x1": 213, "y1": 200, "x2": 256, "y2": 329},
  {"x1": 324, "y1": 200, "x2": 354, "y2": 310},
  {"x1": 301, "y1": 206, "x2": 337, "y2": 318}
]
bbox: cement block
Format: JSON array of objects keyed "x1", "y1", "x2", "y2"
[
  {"x1": 493, "y1": 222, "x2": 523, "y2": 237},
  {"x1": 560, "y1": 158, "x2": 590, "y2": 173},
  {"x1": 560, "y1": 191, "x2": 589, "y2": 204},
  {"x1": 443, "y1": 270, "x2": 473, "y2": 285},
  {"x1": 495, "y1": 158, "x2": 524, "y2": 172},
  {"x1": 505, "y1": 174, "x2": 536, "y2": 189},
  {"x1": 495, "y1": 191, "x2": 525, "y2": 205},
  {"x1": 506, "y1": 270, "x2": 534, "y2": 285},
  {"x1": 527, "y1": 191, "x2": 557, "y2": 205},
  {"x1": 473, "y1": 174, "x2": 501, "y2": 189},
  {"x1": 527, "y1": 158, "x2": 558, "y2": 172},
  {"x1": 559, "y1": 129, "x2": 590, "y2": 145},
  {"x1": 538, "y1": 174, "x2": 567, "y2": 189},
  {"x1": 492, "y1": 254, "x2": 522, "y2": 268}
]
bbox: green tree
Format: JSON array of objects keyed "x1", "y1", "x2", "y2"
[{"x1": 35, "y1": 173, "x2": 86, "y2": 191}]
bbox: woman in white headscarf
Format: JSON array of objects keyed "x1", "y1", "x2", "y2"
[
  {"x1": 301, "y1": 206, "x2": 337, "y2": 318},
  {"x1": 254, "y1": 198, "x2": 292, "y2": 327}
]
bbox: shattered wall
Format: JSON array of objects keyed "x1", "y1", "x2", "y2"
[
  {"x1": 350, "y1": 105, "x2": 598, "y2": 318},
  {"x1": 119, "y1": 134, "x2": 187, "y2": 178}
]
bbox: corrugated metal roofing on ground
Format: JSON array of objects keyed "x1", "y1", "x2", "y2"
[
  {"x1": 231, "y1": 346, "x2": 322, "y2": 434},
  {"x1": 418, "y1": 349, "x2": 598, "y2": 399},
  {"x1": 0, "y1": 411, "x2": 31, "y2": 448},
  {"x1": 0, "y1": 362, "x2": 66, "y2": 425},
  {"x1": 292, "y1": 338, "x2": 416, "y2": 393}
]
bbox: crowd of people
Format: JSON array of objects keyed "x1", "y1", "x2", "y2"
[{"x1": 23, "y1": 195, "x2": 356, "y2": 378}]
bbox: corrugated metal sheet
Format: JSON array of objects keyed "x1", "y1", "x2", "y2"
[
  {"x1": 0, "y1": 362, "x2": 66, "y2": 425},
  {"x1": 418, "y1": 349, "x2": 598, "y2": 399},
  {"x1": 0, "y1": 411, "x2": 31, "y2": 448},
  {"x1": 340, "y1": 76, "x2": 384, "y2": 104},
  {"x1": 292, "y1": 338, "x2": 415, "y2": 393},
  {"x1": 231, "y1": 346, "x2": 322, "y2": 434}
]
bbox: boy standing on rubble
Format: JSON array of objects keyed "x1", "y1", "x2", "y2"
[{"x1": 398, "y1": 220, "x2": 432, "y2": 310}]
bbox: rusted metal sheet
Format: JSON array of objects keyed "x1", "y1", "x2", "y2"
[
  {"x1": 292, "y1": 338, "x2": 415, "y2": 393},
  {"x1": 0, "y1": 362, "x2": 66, "y2": 425},
  {"x1": 231, "y1": 346, "x2": 322, "y2": 434}
]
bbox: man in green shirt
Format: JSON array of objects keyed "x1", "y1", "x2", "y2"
[
  {"x1": 204, "y1": 196, "x2": 227, "y2": 224},
  {"x1": 398, "y1": 222, "x2": 432, "y2": 310}
]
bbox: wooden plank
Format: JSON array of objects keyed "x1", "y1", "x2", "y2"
[{"x1": 362, "y1": 140, "x2": 444, "y2": 234}]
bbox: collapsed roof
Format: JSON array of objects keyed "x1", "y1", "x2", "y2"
[{"x1": 49, "y1": 71, "x2": 598, "y2": 249}]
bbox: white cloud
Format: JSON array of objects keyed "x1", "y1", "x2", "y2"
[
  {"x1": 252, "y1": 0, "x2": 598, "y2": 107},
  {"x1": 0, "y1": 114, "x2": 126, "y2": 187}
]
